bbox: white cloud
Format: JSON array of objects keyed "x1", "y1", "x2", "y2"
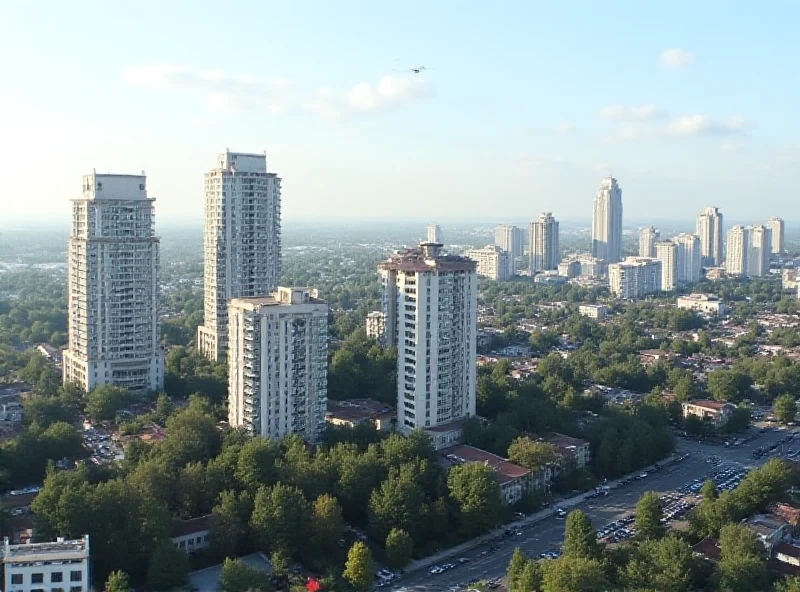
[
  {"x1": 599, "y1": 104, "x2": 666, "y2": 121},
  {"x1": 121, "y1": 64, "x2": 432, "y2": 119},
  {"x1": 667, "y1": 114, "x2": 749, "y2": 136},
  {"x1": 661, "y1": 48, "x2": 696, "y2": 69},
  {"x1": 553, "y1": 122, "x2": 576, "y2": 134}
]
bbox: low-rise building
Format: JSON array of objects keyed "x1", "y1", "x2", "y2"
[
  {"x1": 365, "y1": 311, "x2": 387, "y2": 342},
  {"x1": 774, "y1": 542, "x2": 800, "y2": 567},
  {"x1": 681, "y1": 400, "x2": 736, "y2": 428},
  {"x1": 438, "y1": 444, "x2": 538, "y2": 504},
  {"x1": 558, "y1": 259, "x2": 581, "y2": 279},
  {"x1": 326, "y1": 399, "x2": 395, "y2": 432},
  {"x1": 782, "y1": 269, "x2": 798, "y2": 291},
  {"x1": 773, "y1": 504, "x2": 800, "y2": 534},
  {"x1": 171, "y1": 516, "x2": 211, "y2": 554},
  {"x1": 745, "y1": 514, "x2": 792, "y2": 552},
  {"x1": 578, "y1": 304, "x2": 609, "y2": 320},
  {"x1": 677, "y1": 293, "x2": 728, "y2": 316},
  {"x1": 543, "y1": 433, "x2": 591, "y2": 471},
  {"x1": 3, "y1": 535, "x2": 90, "y2": 592}
]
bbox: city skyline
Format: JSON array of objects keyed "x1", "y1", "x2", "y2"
[{"x1": 2, "y1": 2, "x2": 800, "y2": 223}]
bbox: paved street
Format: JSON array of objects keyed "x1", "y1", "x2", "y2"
[{"x1": 390, "y1": 426, "x2": 797, "y2": 592}]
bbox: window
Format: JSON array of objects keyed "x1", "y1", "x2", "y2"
[
  {"x1": 11, "y1": 574, "x2": 22, "y2": 585},
  {"x1": 70, "y1": 571, "x2": 83, "y2": 582},
  {"x1": 32, "y1": 574, "x2": 44, "y2": 584},
  {"x1": 70, "y1": 587, "x2": 83, "y2": 592},
  {"x1": 52, "y1": 572, "x2": 64, "y2": 583}
]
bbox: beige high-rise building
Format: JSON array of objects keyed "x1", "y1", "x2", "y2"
[
  {"x1": 227, "y1": 287, "x2": 328, "y2": 441},
  {"x1": 63, "y1": 173, "x2": 163, "y2": 393},
  {"x1": 529, "y1": 213, "x2": 559, "y2": 273},
  {"x1": 674, "y1": 233, "x2": 702, "y2": 284},
  {"x1": 768, "y1": 217, "x2": 785, "y2": 255},
  {"x1": 379, "y1": 243, "x2": 477, "y2": 448},
  {"x1": 725, "y1": 225, "x2": 750, "y2": 276},
  {"x1": 592, "y1": 177, "x2": 623, "y2": 264},
  {"x1": 427, "y1": 223, "x2": 443, "y2": 244},
  {"x1": 608, "y1": 257, "x2": 662, "y2": 299},
  {"x1": 655, "y1": 241, "x2": 677, "y2": 292},
  {"x1": 696, "y1": 207, "x2": 723, "y2": 267},
  {"x1": 639, "y1": 226, "x2": 659, "y2": 258},
  {"x1": 749, "y1": 225, "x2": 772, "y2": 278},
  {"x1": 494, "y1": 224, "x2": 523, "y2": 276},
  {"x1": 366, "y1": 311, "x2": 387, "y2": 342},
  {"x1": 465, "y1": 245, "x2": 510, "y2": 281},
  {"x1": 197, "y1": 150, "x2": 282, "y2": 361}
]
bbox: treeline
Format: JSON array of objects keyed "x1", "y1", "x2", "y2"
[
  {"x1": 507, "y1": 459, "x2": 792, "y2": 592},
  {"x1": 327, "y1": 331, "x2": 396, "y2": 405},
  {"x1": 0, "y1": 270, "x2": 67, "y2": 347},
  {"x1": 32, "y1": 400, "x2": 510, "y2": 589}
]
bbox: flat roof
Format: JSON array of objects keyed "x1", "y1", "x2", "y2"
[
  {"x1": 4, "y1": 537, "x2": 88, "y2": 563},
  {"x1": 189, "y1": 553, "x2": 272, "y2": 592}
]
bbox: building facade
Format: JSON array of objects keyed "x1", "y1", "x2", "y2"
[
  {"x1": 677, "y1": 294, "x2": 728, "y2": 316},
  {"x1": 427, "y1": 223, "x2": 443, "y2": 244},
  {"x1": 639, "y1": 226, "x2": 659, "y2": 258},
  {"x1": 697, "y1": 206, "x2": 724, "y2": 267},
  {"x1": 769, "y1": 217, "x2": 785, "y2": 255},
  {"x1": 591, "y1": 177, "x2": 623, "y2": 264},
  {"x1": 682, "y1": 400, "x2": 736, "y2": 428},
  {"x1": 655, "y1": 241, "x2": 678, "y2": 292},
  {"x1": 494, "y1": 224, "x2": 523, "y2": 276},
  {"x1": 365, "y1": 311, "x2": 387, "y2": 341},
  {"x1": 576, "y1": 255, "x2": 608, "y2": 278},
  {"x1": 578, "y1": 304, "x2": 609, "y2": 319},
  {"x1": 3, "y1": 536, "x2": 90, "y2": 592},
  {"x1": 63, "y1": 173, "x2": 163, "y2": 393},
  {"x1": 558, "y1": 259, "x2": 581, "y2": 279},
  {"x1": 529, "y1": 213, "x2": 560, "y2": 273},
  {"x1": 465, "y1": 245, "x2": 510, "y2": 281},
  {"x1": 608, "y1": 257, "x2": 662, "y2": 299},
  {"x1": 227, "y1": 287, "x2": 328, "y2": 441},
  {"x1": 749, "y1": 225, "x2": 772, "y2": 278},
  {"x1": 674, "y1": 233, "x2": 702, "y2": 284},
  {"x1": 197, "y1": 150, "x2": 282, "y2": 361},
  {"x1": 379, "y1": 243, "x2": 478, "y2": 436},
  {"x1": 726, "y1": 225, "x2": 750, "y2": 277}
]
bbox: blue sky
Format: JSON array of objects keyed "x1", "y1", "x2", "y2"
[{"x1": 1, "y1": 0, "x2": 798, "y2": 224}]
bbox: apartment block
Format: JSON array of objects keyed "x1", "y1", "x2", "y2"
[
  {"x1": 697, "y1": 207, "x2": 724, "y2": 267},
  {"x1": 465, "y1": 245, "x2": 510, "y2": 281},
  {"x1": 769, "y1": 217, "x2": 785, "y2": 255},
  {"x1": 3, "y1": 536, "x2": 90, "y2": 592},
  {"x1": 608, "y1": 257, "x2": 662, "y2": 299},
  {"x1": 63, "y1": 172, "x2": 163, "y2": 393},
  {"x1": 674, "y1": 233, "x2": 702, "y2": 284},
  {"x1": 427, "y1": 223, "x2": 443, "y2": 244},
  {"x1": 198, "y1": 150, "x2": 281, "y2": 361},
  {"x1": 558, "y1": 259, "x2": 581, "y2": 279},
  {"x1": 749, "y1": 225, "x2": 772, "y2": 278},
  {"x1": 726, "y1": 225, "x2": 750, "y2": 277},
  {"x1": 655, "y1": 241, "x2": 677, "y2": 292},
  {"x1": 379, "y1": 243, "x2": 477, "y2": 443},
  {"x1": 529, "y1": 213, "x2": 560, "y2": 273},
  {"x1": 592, "y1": 177, "x2": 623, "y2": 264},
  {"x1": 227, "y1": 287, "x2": 328, "y2": 442},
  {"x1": 494, "y1": 224, "x2": 523, "y2": 276},
  {"x1": 366, "y1": 311, "x2": 387, "y2": 342},
  {"x1": 639, "y1": 226, "x2": 659, "y2": 258}
]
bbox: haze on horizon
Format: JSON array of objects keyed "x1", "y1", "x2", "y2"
[{"x1": 1, "y1": 1, "x2": 798, "y2": 224}]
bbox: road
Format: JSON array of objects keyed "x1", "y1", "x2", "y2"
[{"x1": 390, "y1": 425, "x2": 796, "y2": 592}]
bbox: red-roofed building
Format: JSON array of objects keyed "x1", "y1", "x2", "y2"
[
  {"x1": 171, "y1": 515, "x2": 211, "y2": 554},
  {"x1": 542, "y1": 433, "x2": 591, "y2": 471},
  {"x1": 682, "y1": 400, "x2": 736, "y2": 428},
  {"x1": 438, "y1": 444, "x2": 544, "y2": 504},
  {"x1": 773, "y1": 504, "x2": 800, "y2": 533}
]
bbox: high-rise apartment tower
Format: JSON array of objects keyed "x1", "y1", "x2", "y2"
[
  {"x1": 197, "y1": 150, "x2": 282, "y2": 361},
  {"x1": 696, "y1": 207, "x2": 723, "y2": 267},
  {"x1": 63, "y1": 173, "x2": 163, "y2": 393},
  {"x1": 529, "y1": 212, "x2": 560, "y2": 273},
  {"x1": 768, "y1": 217, "x2": 785, "y2": 255},
  {"x1": 591, "y1": 177, "x2": 623, "y2": 263},
  {"x1": 639, "y1": 226, "x2": 659, "y2": 258}
]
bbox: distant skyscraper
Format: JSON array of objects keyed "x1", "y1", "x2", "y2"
[
  {"x1": 749, "y1": 225, "x2": 772, "y2": 278},
  {"x1": 494, "y1": 224, "x2": 523, "y2": 276},
  {"x1": 227, "y1": 287, "x2": 328, "y2": 441},
  {"x1": 591, "y1": 177, "x2": 623, "y2": 264},
  {"x1": 655, "y1": 241, "x2": 678, "y2": 291},
  {"x1": 379, "y1": 243, "x2": 477, "y2": 448},
  {"x1": 197, "y1": 150, "x2": 282, "y2": 361},
  {"x1": 768, "y1": 217, "x2": 785, "y2": 255},
  {"x1": 529, "y1": 212, "x2": 560, "y2": 273},
  {"x1": 63, "y1": 172, "x2": 163, "y2": 393},
  {"x1": 427, "y1": 223, "x2": 443, "y2": 244},
  {"x1": 608, "y1": 257, "x2": 662, "y2": 299},
  {"x1": 639, "y1": 226, "x2": 659, "y2": 258},
  {"x1": 465, "y1": 245, "x2": 510, "y2": 281},
  {"x1": 726, "y1": 225, "x2": 750, "y2": 276},
  {"x1": 674, "y1": 233, "x2": 702, "y2": 284},
  {"x1": 696, "y1": 207, "x2": 724, "y2": 267}
]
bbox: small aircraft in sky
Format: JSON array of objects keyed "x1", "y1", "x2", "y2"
[{"x1": 394, "y1": 60, "x2": 430, "y2": 74}]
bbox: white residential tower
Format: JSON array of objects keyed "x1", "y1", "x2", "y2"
[{"x1": 591, "y1": 177, "x2": 623, "y2": 264}]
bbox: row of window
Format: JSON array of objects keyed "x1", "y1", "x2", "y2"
[{"x1": 10, "y1": 570, "x2": 82, "y2": 585}]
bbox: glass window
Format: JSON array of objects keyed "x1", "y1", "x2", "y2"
[
  {"x1": 70, "y1": 571, "x2": 83, "y2": 582},
  {"x1": 51, "y1": 572, "x2": 64, "y2": 583},
  {"x1": 32, "y1": 574, "x2": 44, "y2": 584},
  {"x1": 11, "y1": 574, "x2": 22, "y2": 585}
]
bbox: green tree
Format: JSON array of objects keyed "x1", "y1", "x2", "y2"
[
  {"x1": 145, "y1": 540, "x2": 190, "y2": 591},
  {"x1": 385, "y1": 528, "x2": 413, "y2": 570},
  {"x1": 624, "y1": 535, "x2": 694, "y2": 592},
  {"x1": 562, "y1": 510, "x2": 598, "y2": 559},
  {"x1": 507, "y1": 436, "x2": 557, "y2": 470},
  {"x1": 236, "y1": 437, "x2": 279, "y2": 491},
  {"x1": 635, "y1": 491, "x2": 665, "y2": 540},
  {"x1": 777, "y1": 577, "x2": 800, "y2": 592},
  {"x1": 541, "y1": 556, "x2": 607, "y2": 592},
  {"x1": 210, "y1": 490, "x2": 245, "y2": 560},
  {"x1": 774, "y1": 393, "x2": 797, "y2": 424},
  {"x1": 84, "y1": 385, "x2": 128, "y2": 422},
  {"x1": 342, "y1": 541, "x2": 374, "y2": 591},
  {"x1": 716, "y1": 523, "x2": 768, "y2": 592},
  {"x1": 516, "y1": 560, "x2": 542, "y2": 592},
  {"x1": 507, "y1": 547, "x2": 528, "y2": 592},
  {"x1": 219, "y1": 558, "x2": 269, "y2": 592},
  {"x1": 447, "y1": 461, "x2": 502, "y2": 537},
  {"x1": 104, "y1": 570, "x2": 130, "y2": 592},
  {"x1": 310, "y1": 493, "x2": 345, "y2": 556},
  {"x1": 700, "y1": 479, "x2": 717, "y2": 503},
  {"x1": 250, "y1": 483, "x2": 310, "y2": 556}
]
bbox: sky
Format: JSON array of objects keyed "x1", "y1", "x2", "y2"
[{"x1": 1, "y1": 1, "x2": 798, "y2": 225}]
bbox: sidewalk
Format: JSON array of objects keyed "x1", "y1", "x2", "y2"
[{"x1": 402, "y1": 453, "x2": 680, "y2": 575}]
